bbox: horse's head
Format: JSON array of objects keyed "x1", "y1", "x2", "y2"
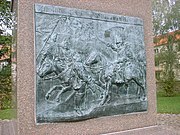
[
  {"x1": 37, "y1": 58, "x2": 54, "y2": 78},
  {"x1": 37, "y1": 55, "x2": 68, "y2": 79}
]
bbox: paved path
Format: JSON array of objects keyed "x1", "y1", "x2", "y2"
[
  {"x1": 0, "y1": 120, "x2": 16, "y2": 135},
  {"x1": 0, "y1": 114, "x2": 179, "y2": 135},
  {"x1": 106, "y1": 114, "x2": 180, "y2": 135},
  {"x1": 157, "y1": 114, "x2": 180, "y2": 131},
  {"x1": 104, "y1": 125, "x2": 180, "y2": 135}
]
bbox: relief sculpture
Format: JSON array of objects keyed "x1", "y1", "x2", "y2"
[{"x1": 35, "y1": 4, "x2": 147, "y2": 123}]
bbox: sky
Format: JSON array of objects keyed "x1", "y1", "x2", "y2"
[{"x1": 0, "y1": 24, "x2": 12, "y2": 35}]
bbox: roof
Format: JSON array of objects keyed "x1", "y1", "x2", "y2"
[
  {"x1": 0, "y1": 45, "x2": 10, "y2": 62},
  {"x1": 154, "y1": 30, "x2": 180, "y2": 46}
]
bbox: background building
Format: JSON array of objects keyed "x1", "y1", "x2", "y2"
[
  {"x1": 154, "y1": 30, "x2": 180, "y2": 92},
  {"x1": 154, "y1": 30, "x2": 180, "y2": 80},
  {"x1": 0, "y1": 45, "x2": 10, "y2": 71}
]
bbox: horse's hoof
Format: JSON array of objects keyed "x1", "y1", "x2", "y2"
[
  {"x1": 45, "y1": 93, "x2": 50, "y2": 100},
  {"x1": 75, "y1": 109, "x2": 83, "y2": 116},
  {"x1": 99, "y1": 99, "x2": 106, "y2": 106},
  {"x1": 100, "y1": 94, "x2": 104, "y2": 99},
  {"x1": 99, "y1": 103, "x2": 104, "y2": 106},
  {"x1": 56, "y1": 98, "x2": 61, "y2": 102},
  {"x1": 141, "y1": 96, "x2": 147, "y2": 101},
  {"x1": 106, "y1": 96, "x2": 110, "y2": 103}
]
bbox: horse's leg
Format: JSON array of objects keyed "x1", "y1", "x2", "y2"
[
  {"x1": 98, "y1": 70, "x2": 105, "y2": 86},
  {"x1": 114, "y1": 83, "x2": 121, "y2": 97},
  {"x1": 55, "y1": 85, "x2": 72, "y2": 102},
  {"x1": 100, "y1": 79, "x2": 111, "y2": 105},
  {"x1": 124, "y1": 82, "x2": 129, "y2": 96},
  {"x1": 74, "y1": 91, "x2": 85, "y2": 116},
  {"x1": 131, "y1": 78, "x2": 146, "y2": 99},
  {"x1": 45, "y1": 85, "x2": 63, "y2": 100},
  {"x1": 64, "y1": 90, "x2": 76, "y2": 102},
  {"x1": 135, "y1": 80, "x2": 141, "y2": 98},
  {"x1": 136, "y1": 86, "x2": 141, "y2": 99}
]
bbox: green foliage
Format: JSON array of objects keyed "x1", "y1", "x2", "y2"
[
  {"x1": 152, "y1": 0, "x2": 180, "y2": 36},
  {"x1": 154, "y1": 34, "x2": 179, "y2": 96},
  {"x1": 0, "y1": 0, "x2": 12, "y2": 30},
  {"x1": 0, "y1": 9, "x2": 13, "y2": 108},
  {"x1": 167, "y1": 1, "x2": 180, "y2": 32},
  {"x1": 157, "y1": 95, "x2": 180, "y2": 114},
  {"x1": 153, "y1": 0, "x2": 180, "y2": 95},
  {"x1": 0, "y1": 35, "x2": 12, "y2": 60},
  {"x1": 0, "y1": 35, "x2": 12, "y2": 44},
  {"x1": 0, "y1": 109, "x2": 16, "y2": 119},
  {"x1": 161, "y1": 80, "x2": 175, "y2": 97},
  {"x1": 0, "y1": 64, "x2": 11, "y2": 77},
  {"x1": 0, "y1": 65, "x2": 13, "y2": 109}
]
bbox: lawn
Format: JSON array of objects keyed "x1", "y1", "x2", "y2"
[
  {"x1": 157, "y1": 95, "x2": 180, "y2": 114},
  {"x1": 0, "y1": 109, "x2": 16, "y2": 120}
]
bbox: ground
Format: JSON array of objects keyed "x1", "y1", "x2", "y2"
[
  {"x1": 0, "y1": 114, "x2": 180, "y2": 135},
  {"x1": 157, "y1": 113, "x2": 180, "y2": 132}
]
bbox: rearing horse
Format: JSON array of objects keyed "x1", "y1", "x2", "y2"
[{"x1": 37, "y1": 53, "x2": 67, "y2": 80}]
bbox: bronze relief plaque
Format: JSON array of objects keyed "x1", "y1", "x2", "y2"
[{"x1": 35, "y1": 4, "x2": 147, "y2": 123}]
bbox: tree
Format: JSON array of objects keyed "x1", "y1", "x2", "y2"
[
  {"x1": 0, "y1": 0, "x2": 12, "y2": 32},
  {"x1": 0, "y1": 0, "x2": 13, "y2": 109},
  {"x1": 0, "y1": 64, "x2": 13, "y2": 109},
  {"x1": 153, "y1": 0, "x2": 180, "y2": 96},
  {"x1": 0, "y1": 0, "x2": 12, "y2": 60},
  {"x1": 154, "y1": 32, "x2": 180, "y2": 96},
  {"x1": 152, "y1": 0, "x2": 180, "y2": 36},
  {"x1": 0, "y1": 35, "x2": 12, "y2": 60}
]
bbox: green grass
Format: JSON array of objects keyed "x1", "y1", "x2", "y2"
[
  {"x1": 157, "y1": 95, "x2": 180, "y2": 114},
  {"x1": 0, "y1": 109, "x2": 16, "y2": 120}
]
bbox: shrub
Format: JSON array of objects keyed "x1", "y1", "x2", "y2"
[{"x1": 0, "y1": 64, "x2": 13, "y2": 109}]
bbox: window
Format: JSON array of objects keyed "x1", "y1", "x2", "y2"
[{"x1": 154, "y1": 48, "x2": 159, "y2": 54}]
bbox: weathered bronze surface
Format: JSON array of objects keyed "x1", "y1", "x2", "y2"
[{"x1": 35, "y1": 4, "x2": 147, "y2": 123}]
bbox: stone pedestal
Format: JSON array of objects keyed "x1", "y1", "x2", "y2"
[{"x1": 16, "y1": 0, "x2": 156, "y2": 134}]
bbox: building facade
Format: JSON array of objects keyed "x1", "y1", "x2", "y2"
[
  {"x1": 154, "y1": 30, "x2": 180, "y2": 81},
  {"x1": 0, "y1": 45, "x2": 10, "y2": 71}
]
